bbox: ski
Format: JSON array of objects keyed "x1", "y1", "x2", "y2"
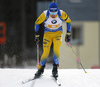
[
  {"x1": 22, "y1": 75, "x2": 43, "y2": 84},
  {"x1": 22, "y1": 76, "x2": 36, "y2": 84},
  {"x1": 51, "y1": 76, "x2": 61, "y2": 86},
  {"x1": 22, "y1": 75, "x2": 61, "y2": 86}
]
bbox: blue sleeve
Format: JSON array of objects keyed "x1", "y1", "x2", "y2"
[
  {"x1": 35, "y1": 24, "x2": 39, "y2": 34},
  {"x1": 67, "y1": 23, "x2": 71, "y2": 33}
]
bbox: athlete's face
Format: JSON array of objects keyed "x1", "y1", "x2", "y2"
[{"x1": 49, "y1": 11, "x2": 58, "y2": 18}]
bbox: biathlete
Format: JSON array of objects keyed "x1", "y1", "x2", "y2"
[{"x1": 34, "y1": 2, "x2": 71, "y2": 78}]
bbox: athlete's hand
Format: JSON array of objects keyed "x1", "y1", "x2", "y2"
[
  {"x1": 35, "y1": 34, "x2": 39, "y2": 44},
  {"x1": 65, "y1": 33, "x2": 71, "y2": 42}
]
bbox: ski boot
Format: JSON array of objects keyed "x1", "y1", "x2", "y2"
[
  {"x1": 35, "y1": 65, "x2": 45, "y2": 78},
  {"x1": 52, "y1": 64, "x2": 58, "y2": 79}
]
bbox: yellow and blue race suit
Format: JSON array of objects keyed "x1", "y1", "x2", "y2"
[{"x1": 35, "y1": 9, "x2": 71, "y2": 69}]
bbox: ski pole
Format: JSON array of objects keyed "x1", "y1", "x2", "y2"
[
  {"x1": 67, "y1": 42, "x2": 87, "y2": 73},
  {"x1": 36, "y1": 35, "x2": 40, "y2": 65},
  {"x1": 37, "y1": 43, "x2": 39, "y2": 65}
]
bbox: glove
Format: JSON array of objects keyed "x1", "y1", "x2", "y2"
[
  {"x1": 35, "y1": 34, "x2": 39, "y2": 44},
  {"x1": 65, "y1": 33, "x2": 71, "y2": 42}
]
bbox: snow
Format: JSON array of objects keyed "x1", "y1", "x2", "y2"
[{"x1": 0, "y1": 69, "x2": 100, "y2": 87}]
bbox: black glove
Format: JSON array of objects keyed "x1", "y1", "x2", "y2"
[
  {"x1": 35, "y1": 34, "x2": 39, "y2": 44},
  {"x1": 65, "y1": 33, "x2": 71, "y2": 42}
]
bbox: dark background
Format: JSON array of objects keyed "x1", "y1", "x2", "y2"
[{"x1": 0, "y1": 0, "x2": 51, "y2": 68}]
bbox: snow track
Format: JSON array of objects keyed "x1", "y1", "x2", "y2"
[{"x1": 0, "y1": 69, "x2": 100, "y2": 87}]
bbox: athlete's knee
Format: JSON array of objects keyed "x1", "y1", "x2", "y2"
[
  {"x1": 54, "y1": 50, "x2": 60, "y2": 57},
  {"x1": 41, "y1": 51, "x2": 49, "y2": 59}
]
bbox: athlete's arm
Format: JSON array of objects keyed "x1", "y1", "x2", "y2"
[
  {"x1": 61, "y1": 11, "x2": 71, "y2": 33},
  {"x1": 35, "y1": 12, "x2": 46, "y2": 34}
]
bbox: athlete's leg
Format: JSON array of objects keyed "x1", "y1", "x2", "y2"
[
  {"x1": 53, "y1": 31, "x2": 63, "y2": 65},
  {"x1": 35, "y1": 32, "x2": 53, "y2": 77},
  {"x1": 39, "y1": 32, "x2": 52, "y2": 68},
  {"x1": 52, "y1": 31, "x2": 63, "y2": 77}
]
